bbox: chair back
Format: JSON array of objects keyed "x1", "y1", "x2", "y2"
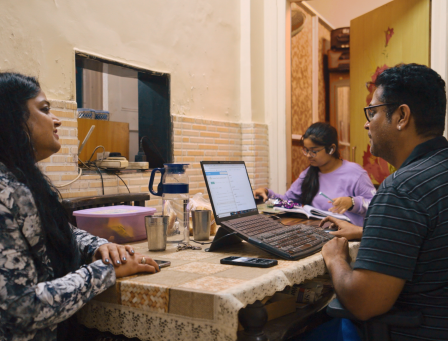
[{"x1": 327, "y1": 298, "x2": 423, "y2": 341}]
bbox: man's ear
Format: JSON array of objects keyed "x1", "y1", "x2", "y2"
[{"x1": 397, "y1": 104, "x2": 411, "y2": 130}]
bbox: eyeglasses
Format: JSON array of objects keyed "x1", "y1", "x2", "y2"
[
  {"x1": 302, "y1": 147, "x2": 325, "y2": 157},
  {"x1": 364, "y1": 103, "x2": 399, "y2": 122}
]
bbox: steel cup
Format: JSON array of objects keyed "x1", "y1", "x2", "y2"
[
  {"x1": 145, "y1": 215, "x2": 168, "y2": 251},
  {"x1": 192, "y1": 210, "x2": 211, "y2": 241}
]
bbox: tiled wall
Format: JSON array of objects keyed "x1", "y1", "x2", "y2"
[{"x1": 42, "y1": 101, "x2": 270, "y2": 213}]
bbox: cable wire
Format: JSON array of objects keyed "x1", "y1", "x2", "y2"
[
  {"x1": 78, "y1": 147, "x2": 106, "y2": 195},
  {"x1": 94, "y1": 162, "x2": 105, "y2": 195},
  {"x1": 55, "y1": 167, "x2": 83, "y2": 188},
  {"x1": 114, "y1": 172, "x2": 130, "y2": 194},
  {"x1": 87, "y1": 145, "x2": 106, "y2": 163},
  {"x1": 56, "y1": 145, "x2": 107, "y2": 189}
]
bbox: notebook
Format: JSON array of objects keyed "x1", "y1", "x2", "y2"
[
  {"x1": 200, "y1": 161, "x2": 333, "y2": 260},
  {"x1": 274, "y1": 205, "x2": 351, "y2": 222}
]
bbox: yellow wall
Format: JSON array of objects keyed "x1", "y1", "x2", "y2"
[{"x1": 350, "y1": 0, "x2": 430, "y2": 183}]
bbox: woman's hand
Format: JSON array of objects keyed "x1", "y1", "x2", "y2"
[
  {"x1": 253, "y1": 188, "x2": 269, "y2": 202},
  {"x1": 319, "y1": 216, "x2": 363, "y2": 240},
  {"x1": 328, "y1": 196, "x2": 353, "y2": 214},
  {"x1": 114, "y1": 252, "x2": 160, "y2": 278},
  {"x1": 93, "y1": 243, "x2": 135, "y2": 266}
]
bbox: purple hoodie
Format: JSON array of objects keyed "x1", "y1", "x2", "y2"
[{"x1": 267, "y1": 160, "x2": 376, "y2": 226}]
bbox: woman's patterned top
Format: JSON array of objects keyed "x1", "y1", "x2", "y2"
[{"x1": 0, "y1": 163, "x2": 116, "y2": 340}]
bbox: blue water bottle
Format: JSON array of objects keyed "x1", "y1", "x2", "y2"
[{"x1": 149, "y1": 164, "x2": 189, "y2": 243}]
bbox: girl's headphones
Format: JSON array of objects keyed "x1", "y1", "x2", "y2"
[{"x1": 329, "y1": 148, "x2": 334, "y2": 154}]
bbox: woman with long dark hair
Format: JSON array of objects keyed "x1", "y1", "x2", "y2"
[
  {"x1": 0, "y1": 72, "x2": 159, "y2": 341},
  {"x1": 254, "y1": 122, "x2": 375, "y2": 226}
]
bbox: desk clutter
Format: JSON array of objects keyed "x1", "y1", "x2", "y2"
[{"x1": 70, "y1": 161, "x2": 352, "y2": 341}]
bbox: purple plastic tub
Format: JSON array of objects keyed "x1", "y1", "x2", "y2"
[{"x1": 73, "y1": 205, "x2": 156, "y2": 244}]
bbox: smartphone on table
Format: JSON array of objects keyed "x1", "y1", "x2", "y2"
[
  {"x1": 220, "y1": 256, "x2": 278, "y2": 268},
  {"x1": 154, "y1": 260, "x2": 171, "y2": 268}
]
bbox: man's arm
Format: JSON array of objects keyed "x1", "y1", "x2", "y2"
[
  {"x1": 319, "y1": 216, "x2": 363, "y2": 239},
  {"x1": 322, "y1": 237, "x2": 406, "y2": 321}
]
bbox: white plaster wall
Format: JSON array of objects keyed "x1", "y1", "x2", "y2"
[
  {"x1": 0, "y1": 0, "x2": 240, "y2": 121},
  {"x1": 250, "y1": 0, "x2": 265, "y2": 124},
  {"x1": 307, "y1": 0, "x2": 393, "y2": 28},
  {"x1": 431, "y1": 0, "x2": 448, "y2": 137}
]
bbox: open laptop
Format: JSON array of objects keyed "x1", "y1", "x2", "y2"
[{"x1": 200, "y1": 161, "x2": 333, "y2": 260}]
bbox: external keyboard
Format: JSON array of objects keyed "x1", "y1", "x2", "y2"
[{"x1": 221, "y1": 214, "x2": 333, "y2": 260}]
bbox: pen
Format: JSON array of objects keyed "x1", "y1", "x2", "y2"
[{"x1": 319, "y1": 192, "x2": 334, "y2": 203}]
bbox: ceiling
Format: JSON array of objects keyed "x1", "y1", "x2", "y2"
[{"x1": 304, "y1": 0, "x2": 393, "y2": 28}]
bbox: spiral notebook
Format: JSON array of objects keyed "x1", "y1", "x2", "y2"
[{"x1": 274, "y1": 205, "x2": 351, "y2": 222}]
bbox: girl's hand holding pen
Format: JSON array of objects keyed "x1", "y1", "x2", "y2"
[{"x1": 328, "y1": 196, "x2": 353, "y2": 214}]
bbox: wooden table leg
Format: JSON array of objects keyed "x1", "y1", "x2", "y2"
[{"x1": 237, "y1": 300, "x2": 269, "y2": 341}]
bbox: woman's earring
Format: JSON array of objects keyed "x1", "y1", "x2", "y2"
[{"x1": 398, "y1": 126, "x2": 401, "y2": 131}]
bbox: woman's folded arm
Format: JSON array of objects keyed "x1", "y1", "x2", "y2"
[
  {"x1": 0, "y1": 207, "x2": 115, "y2": 333},
  {"x1": 70, "y1": 223, "x2": 110, "y2": 263}
]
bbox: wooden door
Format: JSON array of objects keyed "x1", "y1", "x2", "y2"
[
  {"x1": 78, "y1": 118, "x2": 130, "y2": 162},
  {"x1": 329, "y1": 73, "x2": 350, "y2": 161}
]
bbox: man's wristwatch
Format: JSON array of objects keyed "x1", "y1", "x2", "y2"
[{"x1": 348, "y1": 196, "x2": 355, "y2": 211}]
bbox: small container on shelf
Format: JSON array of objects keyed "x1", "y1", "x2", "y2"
[
  {"x1": 94, "y1": 110, "x2": 110, "y2": 121},
  {"x1": 77, "y1": 108, "x2": 95, "y2": 119}
]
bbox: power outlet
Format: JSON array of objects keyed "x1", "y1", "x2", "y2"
[{"x1": 97, "y1": 151, "x2": 110, "y2": 160}]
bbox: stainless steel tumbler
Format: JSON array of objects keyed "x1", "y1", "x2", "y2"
[
  {"x1": 145, "y1": 215, "x2": 169, "y2": 251},
  {"x1": 192, "y1": 210, "x2": 211, "y2": 241}
]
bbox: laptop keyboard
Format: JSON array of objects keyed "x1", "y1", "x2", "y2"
[
  {"x1": 224, "y1": 214, "x2": 279, "y2": 236},
  {"x1": 221, "y1": 214, "x2": 333, "y2": 260}
]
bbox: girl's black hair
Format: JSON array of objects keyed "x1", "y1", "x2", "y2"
[
  {"x1": 0, "y1": 72, "x2": 79, "y2": 278},
  {"x1": 300, "y1": 122, "x2": 340, "y2": 205}
]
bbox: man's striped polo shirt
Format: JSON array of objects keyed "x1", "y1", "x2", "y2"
[{"x1": 354, "y1": 135, "x2": 448, "y2": 341}]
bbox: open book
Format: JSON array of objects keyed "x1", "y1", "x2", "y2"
[{"x1": 274, "y1": 205, "x2": 351, "y2": 222}]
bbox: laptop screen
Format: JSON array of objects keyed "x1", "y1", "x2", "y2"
[{"x1": 201, "y1": 162, "x2": 258, "y2": 221}]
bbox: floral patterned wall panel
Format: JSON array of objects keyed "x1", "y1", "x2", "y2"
[
  {"x1": 350, "y1": 0, "x2": 429, "y2": 184},
  {"x1": 291, "y1": 6, "x2": 313, "y2": 181},
  {"x1": 290, "y1": 7, "x2": 331, "y2": 182},
  {"x1": 291, "y1": 8, "x2": 313, "y2": 138},
  {"x1": 318, "y1": 22, "x2": 331, "y2": 123}
]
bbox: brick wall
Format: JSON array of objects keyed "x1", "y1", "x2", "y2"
[
  {"x1": 172, "y1": 115, "x2": 269, "y2": 198},
  {"x1": 42, "y1": 101, "x2": 269, "y2": 213}
]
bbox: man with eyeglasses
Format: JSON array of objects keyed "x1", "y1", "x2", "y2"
[{"x1": 318, "y1": 64, "x2": 448, "y2": 341}]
